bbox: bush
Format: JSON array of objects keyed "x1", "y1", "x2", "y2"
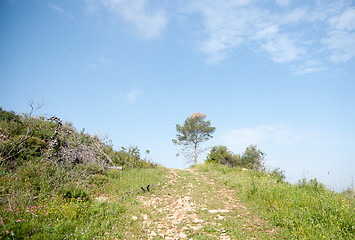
[
  {"x1": 206, "y1": 145, "x2": 265, "y2": 170},
  {"x1": 206, "y1": 145, "x2": 240, "y2": 167},
  {"x1": 112, "y1": 146, "x2": 158, "y2": 169},
  {"x1": 240, "y1": 145, "x2": 265, "y2": 170},
  {"x1": 297, "y1": 178, "x2": 325, "y2": 193},
  {"x1": 268, "y1": 167, "x2": 286, "y2": 183}
]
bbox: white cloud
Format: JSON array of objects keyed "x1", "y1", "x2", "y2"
[
  {"x1": 126, "y1": 88, "x2": 143, "y2": 103},
  {"x1": 188, "y1": 0, "x2": 308, "y2": 64},
  {"x1": 89, "y1": 0, "x2": 168, "y2": 39},
  {"x1": 275, "y1": 0, "x2": 291, "y2": 8},
  {"x1": 291, "y1": 60, "x2": 326, "y2": 75},
  {"x1": 329, "y1": 7, "x2": 355, "y2": 31},
  {"x1": 48, "y1": 3, "x2": 74, "y2": 20},
  {"x1": 85, "y1": 0, "x2": 101, "y2": 15},
  {"x1": 220, "y1": 124, "x2": 315, "y2": 153},
  {"x1": 85, "y1": 0, "x2": 355, "y2": 68},
  {"x1": 261, "y1": 35, "x2": 305, "y2": 63},
  {"x1": 49, "y1": 3, "x2": 64, "y2": 13},
  {"x1": 323, "y1": 7, "x2": 355, "y2": 62},
  {"x1": 280, "y1": 7, "x2": 308, "y2": 25},
  {"x1": 184, "y1": 0, "x2": 355, "y2": 70}
]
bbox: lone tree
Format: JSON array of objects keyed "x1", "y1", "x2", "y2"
[{"x1": 172, "y1": 112, "x2": 216, "y2": 165}]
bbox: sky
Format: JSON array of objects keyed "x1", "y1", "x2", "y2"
[{"x1": 0, "y1": 0, "x2": 354, "y2": 192}]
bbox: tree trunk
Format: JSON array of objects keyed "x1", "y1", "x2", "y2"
[{"x1": 194, "y1": 142, "x2": 197, "y2": 165}]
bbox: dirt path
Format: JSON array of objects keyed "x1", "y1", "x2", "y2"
[{"x1": 136, "y1": 168, "x2": 276, "y2": 239}]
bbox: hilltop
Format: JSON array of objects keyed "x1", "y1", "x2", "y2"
[{"x1": 0, "y1": 108, "x2": 354, "y2": 239}]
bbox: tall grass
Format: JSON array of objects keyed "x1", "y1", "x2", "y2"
[{"x1": 195, "y1": 163, "x2": 354, "y2": 239}]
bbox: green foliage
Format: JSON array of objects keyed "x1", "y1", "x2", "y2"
[
  {"x1": 240, "y1": 144, "x2": 265, "y2": 170},
  {"x1": 173, "y1": 112, "x2": 216, "y2": 165},
  {"x1": 80, "y1": 162, "x2": 105, "y2": 175},
  {"x1": 206, "y1": 144, "x2": 265, "y2": 170},
  {"x1": 112, "y1": 146, "x2": 158, "y2": 169},
  {"x1": 205, "y1": 145, "x2": 241, "y2": 167},
  {"x1": 297, "y1": 178, "x2": 325, "y2": 193},
  {"x1": 195, "y1": 163, "x2": 355, "y2": 239},
  {"x1": 105, "y1": 168, "x2": 123, "y2": 179},
  {"x1": 0, "y1": 167, "x2": 166, "y2": 239},
  {"x1": 268, "y1": 167, "x2": 286, "y2": 183},
  {"x1": 60, "y1": 184, "x2": 89, "y2": 200},
  {"x1": 0, "y1": 107, "x2": 162, "y2": 238},
  {"x1": 89, "y1": 174, "x2": 109, "y2": 185}
]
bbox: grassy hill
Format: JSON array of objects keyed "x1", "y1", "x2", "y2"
[
  {"x1": 0, "y1": 108, "x2": 354, "y2": 239},
  {"x1": 194, "y1": 163, "x2": 354, "y2": 239}
]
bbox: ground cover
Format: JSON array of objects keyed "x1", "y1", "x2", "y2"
[
  {"x1": 195, "y1": 163, "x2": 354, "y2": 239},
  {"x1": 0, "y1": 167, "x2": 166, "y2": 239}
]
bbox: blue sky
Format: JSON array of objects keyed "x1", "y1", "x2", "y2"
[{"x1": 1, "y1": 0, "x2": 354, "y2": 191}]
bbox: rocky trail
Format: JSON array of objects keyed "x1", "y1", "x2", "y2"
[{"x1": 134, "y1": 168, "x2": 277, "y2": 239}]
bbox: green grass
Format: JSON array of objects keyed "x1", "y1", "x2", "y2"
[
  {"x1": 0, "y1": 166, "x2": 167, "y2": 239},
  {"x1": 194, "y1": 163, "x2": 355, "y2": 239},
  {"x1": 0, "y1": 108, "x2": 166, "y2": 239}
]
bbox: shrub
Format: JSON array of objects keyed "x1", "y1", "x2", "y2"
[
  {"x1": 297, "y1": 178, "x2": 325, "y2": 193},
  {"x1": 240, "y1": 145, "x2": 265, "y2": 170},
  {"x1": 268, "y1": 167, "x2": 286, "y2": 183},
  {"x1": 206, "y1": 145, "x2": 265, "y2": 170},
  {"x1": 206, "y1": 145, "x2": 240, "y2": 167}
]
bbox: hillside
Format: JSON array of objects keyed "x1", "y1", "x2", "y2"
[{"x1": 0, "y1": 108, "x2": 354, "y2": 239}]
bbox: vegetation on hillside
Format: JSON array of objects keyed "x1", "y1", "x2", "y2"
[
  {"x1": 195, "y1": 163, "x2": 354, "y2": 239},
  {"x1": 0, "y1": 107, "x2": 163, "y2": 239},
  {"x1": 1, "y1": 107, "x2": 353, "y2": 239},
  {"x1": 206, "y1": 145, "x2": 266, "y2": 170}
]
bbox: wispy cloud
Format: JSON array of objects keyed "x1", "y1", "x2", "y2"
[
  {"x1": 126, "y1": 88, "x2": 143, "y2": 103},
  {"x1": 220, "y1": 124, "x2": 317, "y2": 153},
  {"x1": 85, "y1": 55, "x2": 110, "y2": 70},
  {"x1": 87, "y1": 0, "x2": 168, "y2": 39},
  {"x1": 275, "y1": 0, "x2": 291, "y2": 8},
  {"x1": 99, "y1": 56, "x2": 110, "y2": 66},
  {"x1": 48, "y1": 3, "x2": 74, "y2": 20},
  {"x1": 323, "y1": 7, "x2": 355, "y2": 63},
  {"x1": 291, "y1": 60, "x2": 326, "y2": 75},
  {"x1": 85, "y1": 62, "x2": 97, "y2": 70},
  {"x1": 184, "y1": 0, "x2": 355, "y2": 70},
  {"x1": 84, "y1": 0, "x2": 354, "y2": 71}
]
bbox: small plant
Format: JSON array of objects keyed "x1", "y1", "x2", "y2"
[
  {"x1": 60, "y1": 184, "x2": 89, "y2": 200},
  {"x1": 89, "y1": 174, "x2": 109, "y2": 185},
  {"x1": 268, "y1": 167, "x2": 286, "y2": 183}
]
